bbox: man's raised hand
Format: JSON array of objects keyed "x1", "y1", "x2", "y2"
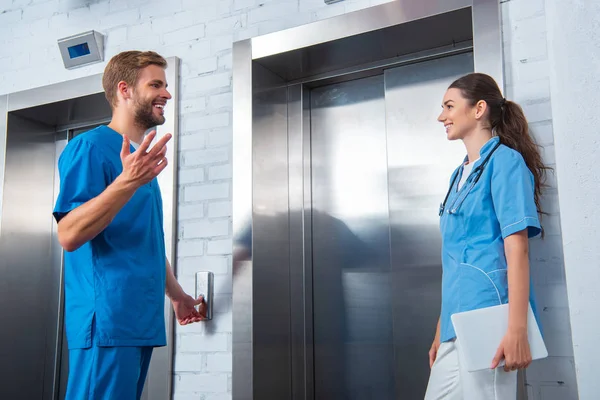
[{"x1": 120, "y1": 131, "x2": 172, "y2": 188}]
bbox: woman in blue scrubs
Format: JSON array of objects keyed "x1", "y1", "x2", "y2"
[{"x1": 424, "y1": 73, "x2": 550, "y2": 399}]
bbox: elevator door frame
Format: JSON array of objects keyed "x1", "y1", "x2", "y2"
[
  {"x1": 0, "y1": 57, "x2": 180, "y2": 400},
  {"x1": 233, "y1": 1, "x2": 505, "y2": 399}
]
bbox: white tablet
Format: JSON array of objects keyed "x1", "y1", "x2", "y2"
[{"x1": 450, "y1": 303, "x2": 548, "y2": 372}]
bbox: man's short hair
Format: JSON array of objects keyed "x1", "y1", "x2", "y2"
[{"x1": 102, "y1": 50, "x2": 167, "y2": 108}]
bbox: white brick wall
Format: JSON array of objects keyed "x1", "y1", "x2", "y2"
[{"x1": 0, "y1": 0, "x2": 581, "y2": 398}]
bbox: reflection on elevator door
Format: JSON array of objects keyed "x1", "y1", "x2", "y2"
[{"x1": 309, "y1": 52, "x2": 474, "y2": 400}]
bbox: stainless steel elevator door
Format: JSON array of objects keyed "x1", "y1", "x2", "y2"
[
  {"x1": 310, "y1": 52, "x2": 473, "y2": 400},
  {"x1": 0, "y1": 108, "x2": 110, "y2": 399},
  {"x1": 0, "y1": 115, "x2": 66, "y2": 400}
]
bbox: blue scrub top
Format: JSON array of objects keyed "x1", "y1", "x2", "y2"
[
  {"x1": 439, "y1": 136, "x2": 542, "y2": 343},
  {"x1": 53, "y1": 126, "x2": 167, "y2": 349}
]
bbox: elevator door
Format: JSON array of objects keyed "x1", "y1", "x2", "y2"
[
  {"x1": 0, "y1": 103, "x2": 110, "y2": 399},
  {"x1": 309, "y1": 52, "x2": 473, "y2": 400}
]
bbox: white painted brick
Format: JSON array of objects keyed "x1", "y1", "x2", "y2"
[
  {"x1": 311, "y1": 3, "x2": 346, "y2": 20},
  {"x1": 89, "y1": 1, "x2": 110, "y2": 15},
  {"x1": 539, "y1": 192, "x2": 560, "y2": 215},
  {"x1": 542, "y1": 145, "x2": 556, "y2": 165},
  {"x1": 151, "y1": 11, "x2": 197, "y2": 34},
  {"x1": 106, "y1": 27, "x2": 128, "y2": 47},
  {"x1": 108, "y1": 0, "x2": 131, "y2": 13},
  {"x1": 172, "y1": 392, "x2": 201, "y2": 400},
  {"x1": 530, "y1": 121, "x2": 554, "y2": 146},
  {"x1": 208, "y1": 92, "x2": 233, "y2": 111},
  {"x1": 14, "y1": 18, "x2": 49, "y2": 39},
  {"x1": 162, "y1": 25, "x2": 206, "y2": 46},
  {"x1": 506, "y1": 32, "x2": 548, "y2": 63},
  {"x1": 530, "y1": 235, "x2": 564, "y2": 265},
  {"x1": 178, "y1": 204, "x2": 204, "y2": 221},
  {"x1": 257, "y1": 19, "x2": 294, "y2": 36},
  {"x1": 234, "y1": 25, "x2": 259, "y2": 41},
  {"x1": 526, "y1": 356, "x2": 577, "y2": 384},
  {"x1": 207, "y1": 312, "x2": 233, "y2": 332},
  {"x1": 180, "y1": 334, "x2": 228, "y2": 352},
  {"x1": 128, "y1": 21, "x2": 152, "y2": 38},
  {"x1": 183, "y1": 112, "x2": 230, "y2": 133},
  {"x1": 179, "y1": 168, "x2": 205, "y2": 185},
  {"x1": 207, "y1": 239, "x2": 232, "y2": 255},
  {"x1": 208, "y1": 129, "x2": 232, "y2": 147},
  {"x1": 0, "y1": 9, "x2": 22, "y2": 25},
  {"x1": 539, "y1": 307, "x2": 575, "y2": 357},
  {"x1": 512, "y1": 59, "x2": 550, "y2": 83},
  {"x1": 174, "y1": 353, "x2": 205, "y2": 372},
  {"x1": 178, "y1": 240, "x2": 205, "y2": 257},
  {"x1": 248, "y1": 1, "x2": 298, "y2": 24},
  {"x1": 66, "y1": 6, "x2": 90, "y2": 21},
  {"x1": 213, "y1": 294, "x2": 232, "y2": 314},
  {"x1": 540, "y1": 384, "x2": 576, "y2": 400},
  {"x1": 185, "y1": 72, "x2": 231, "y2": 95},
  {"x1": 140, "y1": 0, "x2": 183, "y2": 19},
  {"x1": 99, "y1": 9, "x2": 140, "y2": 29},
  {"x1": 174, "y1": 373, "x2": 228, "y2": 393},
  {"x1": 0, "y1": 0, "x2": 12, "y2": 10},
  {"x1": 193, "y1": 57, "x2": 219, "y2": 76},
  {"x1": 535, "y1": 283, "x2": 569, "y2": 314},
  {"x1": 543, "y1": 167, "x2": 558, "y2": 190},
  {"x1": 207, "y1": 354, "x2": 232, "y2": 372},
  {"x1": 217, "y1": 0, "x2": 234, "y2": 16},
  {"x1": 49, "y1": 13, "x2": 68, "y2": 30},
  {"x1": 218, "y1": 52, "x2": 232, "y2": 70},
  {"x1": 234, "y1": 0, "x2": 257, "y2": 11},
  {"x1": 29, "y1": 46, "x2": 53, "y2": 65},
  {"x1": 184, "y1": 148, "x2": 229, "y2": 167},
  {"x1": 209, "y1": 164, "x2": 232, "y2": 180},
  {"x1": 177, "y1": 278, "x2": 196, "y2": 302},
  {"x1": 299, "y1": 0, "x2": 329, "y2": 13},
  {"x1": 206, "y1": 14, "x2": 246, "y2": 36},
  {"x1": 12, "y1": 53, "x2": 30, "y2": 70},
  {"x1": 187, "y1": 39, "x2": 213, "y2": 60},
  {"x1": 184, "y1": 219, "x2": 229, "y2": 239},
  {"x1": 179, "y1": 256, "x2": 229, "y2": 276},
  {"x1": 181, "y1": 0, "x2": 219, "y2": 20},
  {"x1": 208, "y1": 201, "x2": 232, "y2": 218},
  {"x1": 22, "y1": 1, "x2": 57, "y2": 21},
  {"x1": 345, "y1": 1, "x2": 374, "y2": 13},
  {"x1": 542, "y1": 215, "x2": 562, "y2": 237},
  {"x1": 212, "y1": 34, "x2": 234, "y2": 54},
  {"x1": 512, "y1": 15, "x2": 547, "y2": 43},
  {"x1": 185, "y1": 183, "x2": 230, "y2": 203},
  {"x1": 119, "y1": 35, "x2": 162, "y2": 52},
  {"x1": 521, "y1": 100, "x2": 552, "y2": 124},
  {"x1": 205, "y1": 394, "x2": 232, "y2": 400},
  {"x1": 506, "y1": 78, "x2": 550, "y2": 104},
  {"x1": 504, "y1": 0, "x2": 544, "y2": 22},
  {"x1": 214, "y1": 273, "x2": 232, "y2": 294},
  {"x1": 175, "y1": 318, "x2": 205, "y2": 334},
  {"x1": 180, "y1": 132, "x2": 207, "y2": 149}
]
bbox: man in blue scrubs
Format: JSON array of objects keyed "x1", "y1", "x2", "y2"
[{"x1": 53, "y1": 51, "x2": 205, "y2": 399}]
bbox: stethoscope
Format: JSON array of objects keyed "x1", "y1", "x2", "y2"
[{"x1": 438, "y1": 141, "x2": 501, "y2": 217}]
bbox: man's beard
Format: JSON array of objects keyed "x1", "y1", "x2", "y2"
[{"x1": 133, "y1": 97, "x2": 165, "y2": 131}]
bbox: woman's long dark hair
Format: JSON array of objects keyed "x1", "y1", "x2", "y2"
[{"x1": 448, "y1": 72, "x2": 550, "y2": 218}]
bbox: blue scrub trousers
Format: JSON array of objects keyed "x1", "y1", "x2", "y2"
[{"x1": 65, "y1": 345, "x2": 154, "y2": 400}]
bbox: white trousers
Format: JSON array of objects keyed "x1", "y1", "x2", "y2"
[{"x1": 424, "y1": 340, "x2": 517, "y2": 400}]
